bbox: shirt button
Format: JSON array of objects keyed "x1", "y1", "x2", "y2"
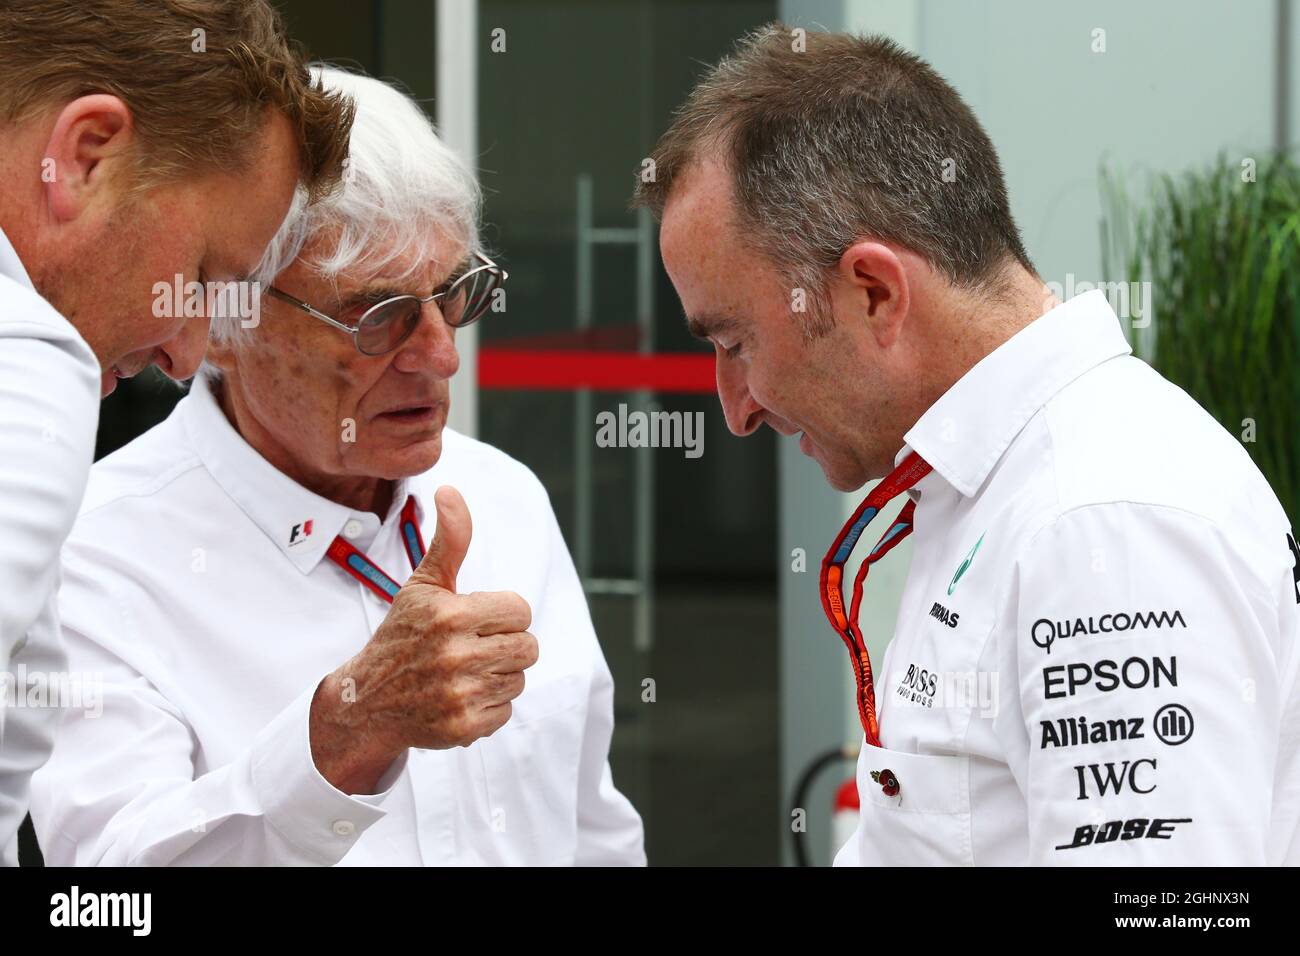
[
  {"x1": 343, "y1": 519, "x2": 364, "y2": 539},
  {"x1": 331, "y1": 819, "x2": 356, "y2": 837}
]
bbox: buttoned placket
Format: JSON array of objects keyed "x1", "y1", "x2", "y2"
[{"x1": 328, "y1": 496, "x2": 452, "y2": 865}]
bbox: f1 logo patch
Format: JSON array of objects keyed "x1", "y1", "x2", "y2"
[{"x1": 289, "y1": 520, "x2": 314, "y2": 547}]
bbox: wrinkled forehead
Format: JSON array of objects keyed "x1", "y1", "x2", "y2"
[
  {"x1": 361, "y1": 239, "x2": 472, "y2": 288},
  {"x1": 300, "y1": 220, "x2": 473, "y2": 293},
  {"x1": 660, "y1": 158, "x2": 750, "y2": 317},
  {"x1": 661, "y1": 158, "x2": 738, "y2": 260}
]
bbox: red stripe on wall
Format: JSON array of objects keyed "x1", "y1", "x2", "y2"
[{"x1": 478, "y1": 349, "x2": 717, "y2": 393}]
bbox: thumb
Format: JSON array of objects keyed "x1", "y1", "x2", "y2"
[{"x1": 416, "y1": 485, "x2": 472, "y2": 592}]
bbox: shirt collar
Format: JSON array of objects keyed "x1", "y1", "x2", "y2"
[
  {"x1": 181, "y1": 371, "x2": 425, "y2": 574},
  {"x1": 0, "y1": 225, "x2": 35, "y2": 290},
  {"x1": 900, "y1": 289, "x2": 1132, "y2": 498}
]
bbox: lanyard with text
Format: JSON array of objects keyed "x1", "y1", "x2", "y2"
[
  {"x1": 325, "y1": 497, "x2": 426, "y2": 604},
  {"x1": 819, "y1": 451, "x2": 933, "y2": 748}
]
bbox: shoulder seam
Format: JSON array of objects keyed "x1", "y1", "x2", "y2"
[
  {"x1": 1026, "y1": 498, "x2": 1223, "y2": 551},
  {"x1": 80, "y1": 454, "x2": 208, "y2": 519}
]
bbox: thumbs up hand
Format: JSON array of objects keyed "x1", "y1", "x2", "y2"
[
  {"x1": 411, "y1": 484, "x2": 472, "y2": 593},
  {"x1": 309, "y1": 486, "x2": 538, "y2": 794}
]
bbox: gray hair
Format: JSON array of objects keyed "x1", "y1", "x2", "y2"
[
  {"x1": 211, "y1": 64, "x2": 481, "y2": 345},
  {"x1": 633, "y1": 24, "x2": 1035, "y2": 339}
]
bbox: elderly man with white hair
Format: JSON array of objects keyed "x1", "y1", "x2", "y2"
[{"x1": 29, "y1": 67, "x2": 646, "y2": 866}]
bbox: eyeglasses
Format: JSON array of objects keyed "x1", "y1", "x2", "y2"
[{"x1": 265, "y1": 251, "x2": 507, "y2": 356}]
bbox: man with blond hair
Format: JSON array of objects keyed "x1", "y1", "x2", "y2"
[{"x1": 0, "y1": 0, "x2": 356, "y2": 866}]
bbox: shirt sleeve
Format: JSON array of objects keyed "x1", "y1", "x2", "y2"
[
  {"x1": 30, "y1": 618, "x2": 408, "y2": 867},
  {"x1": 0, "y1": 574, "x2": 67, "y2": 867},
  {"x1": 534, "y1": 487, "x2": 646, "y2": 866},
  {"x1": 1001, "y1": 501, "x2": 1283, "y2": 865},
  {"x1": 0, "y1": 325, "x2": 98, "y2": 674},
  {"x1": 0, "y1": 307, "x2": 98, "y2": 864}
]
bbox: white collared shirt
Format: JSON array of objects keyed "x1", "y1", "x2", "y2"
[
  {"x1": 30, "y1": 373, "x2": 645, "y2": 866},
  {"x1": 0, "y1": 225, "x2": 100, "y2": 866},
  {"x1": 835, "y1": 290, "x2": 1300, "y2": 866}
]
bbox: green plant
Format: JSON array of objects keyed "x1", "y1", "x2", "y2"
[{"x1": 1101, "y1": 155, "x2": 1300, "y2": 525}]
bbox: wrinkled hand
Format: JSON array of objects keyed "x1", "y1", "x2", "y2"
[{"x1": 310, "y1": 485, "x2": 538, "y2": 793}]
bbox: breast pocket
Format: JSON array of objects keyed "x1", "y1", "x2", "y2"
[
  {"x1": 837, "y1": 745, "x2": 974, "y2": 867},
  {"x1": 476, "y1": 673, "x2": 589, "y2": 864}
]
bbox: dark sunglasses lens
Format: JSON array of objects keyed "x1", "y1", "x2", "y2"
[
  {"x1": 443, "y1": 268, "x2": 499, "y2": 327},
  {"x1": 357, "y1": 297, "x2": 421, "y2": 355}
]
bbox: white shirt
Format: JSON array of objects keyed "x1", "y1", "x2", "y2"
[
  {"x1": 0, "y1": 226, "x2": 100, "y2": 866},
  {"x1": 835, "y1": 290, "x2": 1300, "y2": 866},
  {"x1": 30, "y1": 373, "x2": 645, "y2": 866}
]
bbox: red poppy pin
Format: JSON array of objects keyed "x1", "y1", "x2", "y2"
[{"x1": 870, "y1": 768, "x2": 900, "y2": 797}]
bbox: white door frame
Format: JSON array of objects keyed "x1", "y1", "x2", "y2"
[{"x1": 436, "y1": 0, "x2": 480, "y2": 438}]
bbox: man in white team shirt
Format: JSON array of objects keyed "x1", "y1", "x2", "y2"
[
  {"x1": 0, "y1": 0, "x2": 357, "y2": 866},
  {"x1": 636, "y1": 26, "x2": 1300, "y2": 864},
  {"x1": 30, "y1": 67, "x2": 646, "y2": 866}
]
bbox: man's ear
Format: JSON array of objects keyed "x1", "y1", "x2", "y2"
[
  {"x1": 42, "y1": 94, "x2": 135, "y2": 222},
  {"x1": 835, "y1": 240, "x2": 911, "y2": 349}
]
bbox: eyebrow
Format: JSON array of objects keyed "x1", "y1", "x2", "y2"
[
  {"x1": 339, "y1": 255, "x2": 475, "y2": 308},
  {"x1": 686, "y1": 312, "x2": 739, "y2": 341},
  {"x1": 341, "y1": 286, "x2": 405, "y2": 308}
]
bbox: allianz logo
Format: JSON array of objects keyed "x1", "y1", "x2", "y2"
[{"x1": 1031, "y1": 609, "x2": 1186, "y2": 654}]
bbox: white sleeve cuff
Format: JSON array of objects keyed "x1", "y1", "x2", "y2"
[{"x1": 250, "y1": 676, "x2": 408, "y2": 864}]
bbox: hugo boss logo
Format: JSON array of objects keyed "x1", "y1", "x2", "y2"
[
  {"x1": 1030, "y1": 609, "x2": 1186, "y2": 654},
  {"x1": 896, "y1": 663, "x2": 938, "y2": 707}
]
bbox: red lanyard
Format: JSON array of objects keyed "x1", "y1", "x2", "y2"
[
  {"x1": 325, "y1": 497, "x2": 426, "y2": 604},
  {"x1": 819, "y1": 452, "x2": 932, "y2": 748}
]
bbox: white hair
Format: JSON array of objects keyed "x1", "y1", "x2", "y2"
[{"x1": 210, "y1": 64, "x2": 482, "y2": 345}]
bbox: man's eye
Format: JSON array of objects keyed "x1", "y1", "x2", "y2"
[
  {"x1": 345, "y1": 295, "x2": 387, "y2": 316},
  {"x1": 433, "y1": 271, "x2": 466, "y2": 298}
]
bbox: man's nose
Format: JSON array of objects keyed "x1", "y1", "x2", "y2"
[
  {"x1": 716, "y1": 355, "x2": 763, "y2": 437},
  {"x1": 391, "y1": 301, "x2": 460, "y2": 377},
  {"x1": 153, "y1": 317, "x2": 211, "y2": 381}
]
